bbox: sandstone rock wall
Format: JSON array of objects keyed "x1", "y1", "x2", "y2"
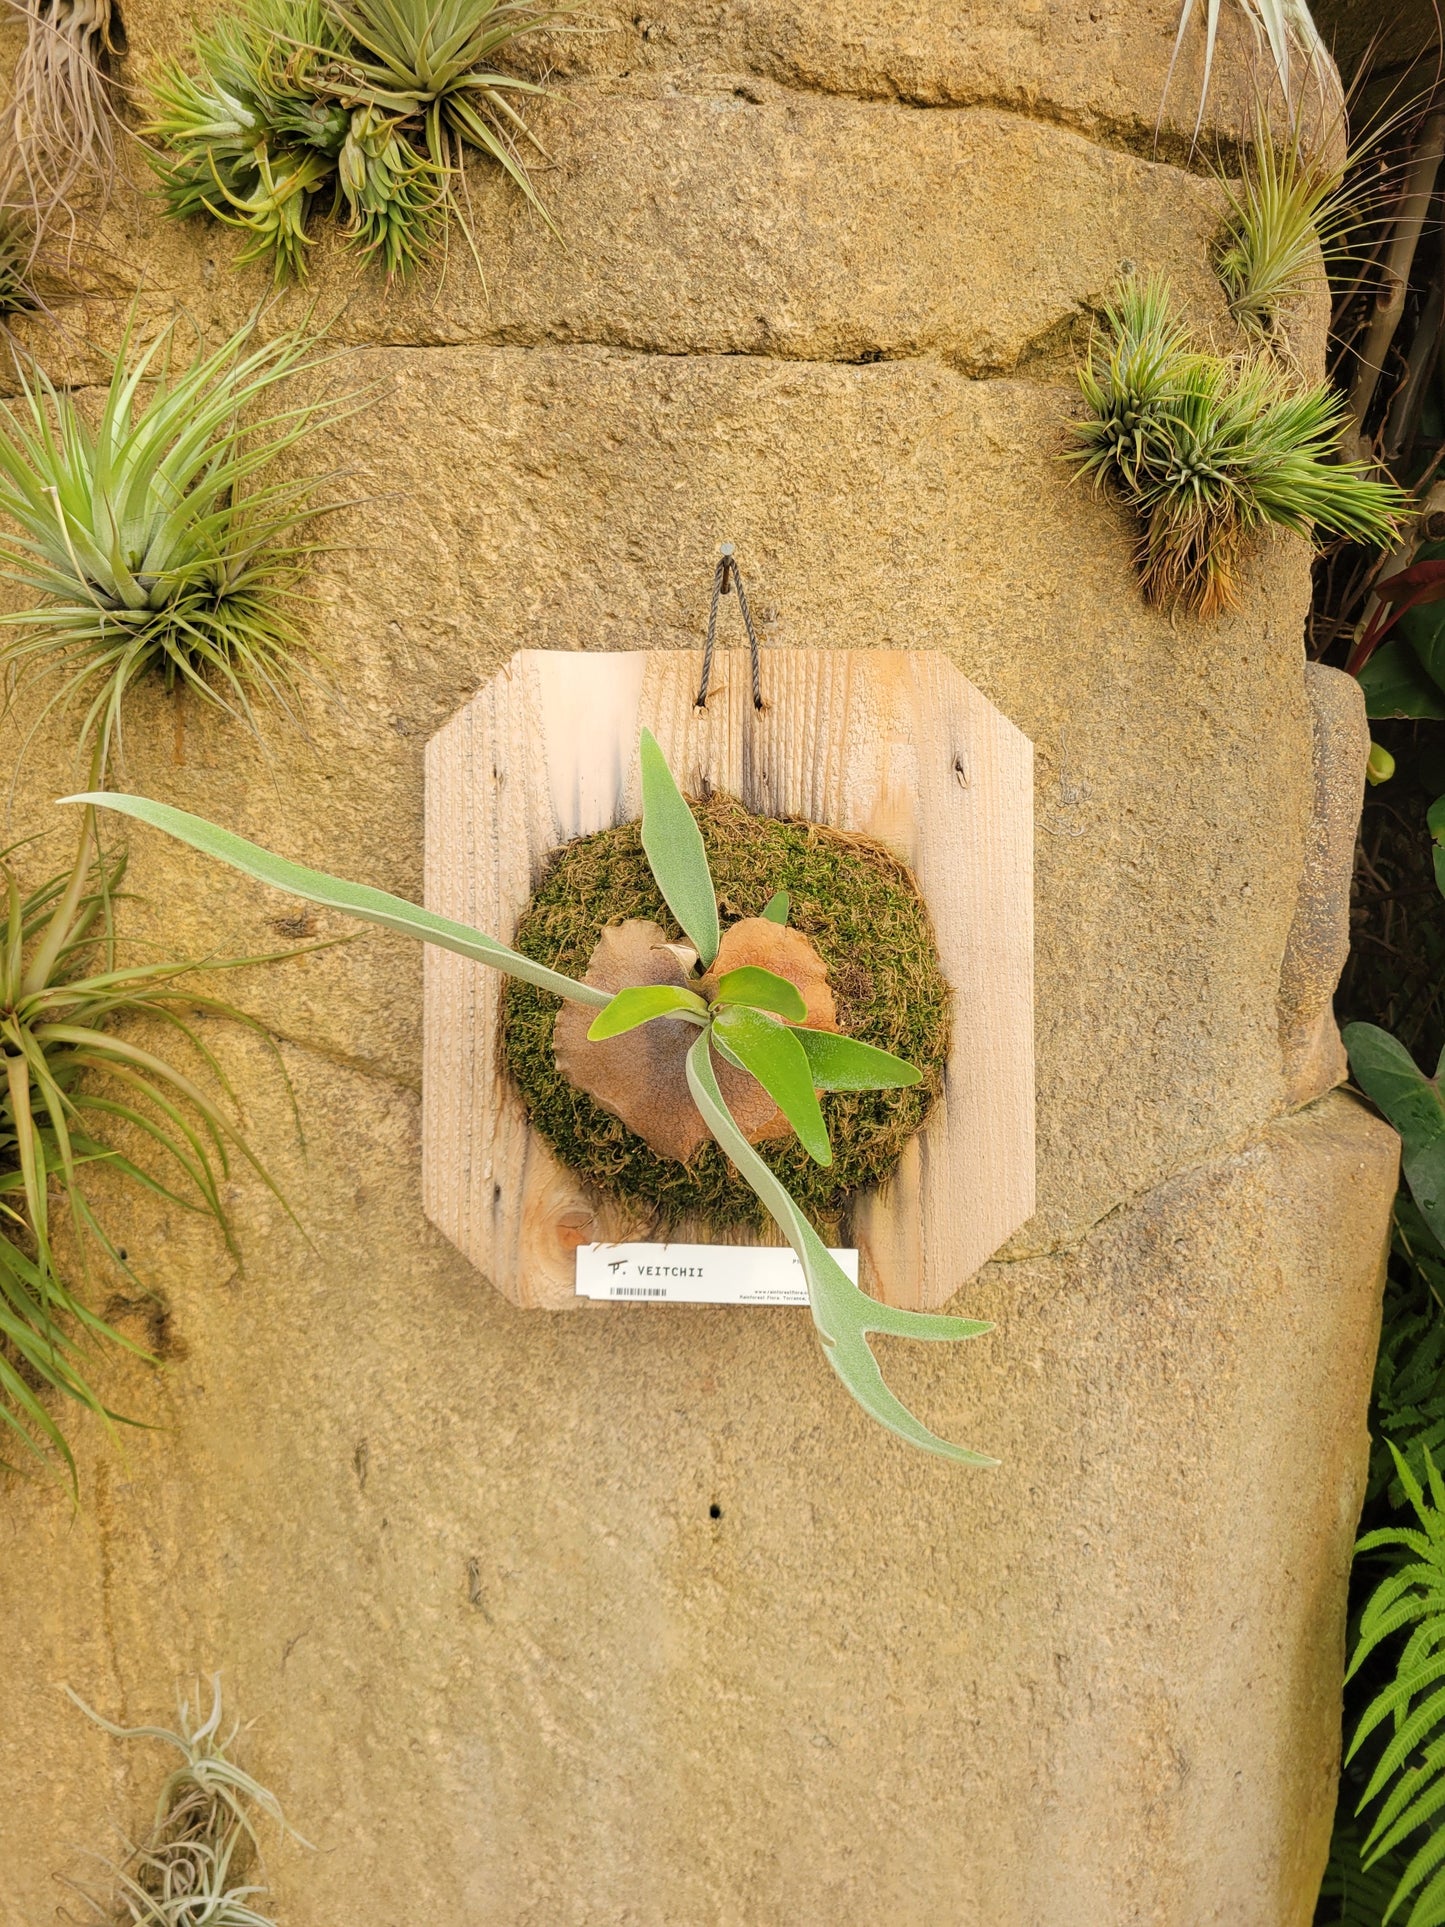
[{"x1": 0, "y1": 4, "x2": 1396, "y2": 1922}]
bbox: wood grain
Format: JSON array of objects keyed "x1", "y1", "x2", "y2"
[{"x1": 423, "y1": 650, "x2": 1034, "y2": 1310}]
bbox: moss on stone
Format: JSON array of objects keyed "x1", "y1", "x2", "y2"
[{"x1": 501, "y1": 794, "x2": 952, "y2": 1233}]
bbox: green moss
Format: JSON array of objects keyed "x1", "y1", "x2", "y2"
[{"x1": 501, "y1": 794, "x2": 952, "y2": 1233}]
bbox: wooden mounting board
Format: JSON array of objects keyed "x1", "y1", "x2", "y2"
[{"x1": 423, "y1": 650, "x2": 1034, "y2": 1311}]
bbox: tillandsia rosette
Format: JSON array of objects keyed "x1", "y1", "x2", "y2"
[
  {"x1": 1071, "y1": 275, "x2": 1406, "y2": 617},
  {"x1": 69, "y1": 731, "x2": 995, "y2": 1463},
  {"x1": 145, "y1": 0, "x2": 559, "y2": 283},
  {"x1": 0, "y1": 312, "x2": 347, "y2": 774}
]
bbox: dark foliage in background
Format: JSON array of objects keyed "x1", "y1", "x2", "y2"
[{"x1": 1316, "y1": 7, "x2": 1445, "y2": 1918}]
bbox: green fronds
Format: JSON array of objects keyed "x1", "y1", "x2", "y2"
[
  {"x1": 1345, "y1": 1445, "x2": 1445, "y2": 1924},
  {"x1": 1369, "y1": 1202, "x2": 1445, "y2": 1512},
  {"x1": 0, "y1": 820, "x2": 288, "y2": 1484},
  {"x1": 1217, "y1": 113, "x2": 1346, "y2": 341},
  {"x1": 146, "y1": 0, "x2": 561, "y2": 281},
  {"x1": 1166, "y1": 0, "x2": 1335, "y2": 141},
  {"x1": 0, "y1": 313, "x2": 343, "y2": 772},
  {"x1": 1072, "y1": 275, "x2": 1406, "y2": 617},
  {"x1": 63, "y1": 1676, "x2": 305, "y2": 1925}
]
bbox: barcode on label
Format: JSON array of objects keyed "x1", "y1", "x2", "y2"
[{"x1": 612, "y1": 1286, "x2": 667, "y2": 1297}]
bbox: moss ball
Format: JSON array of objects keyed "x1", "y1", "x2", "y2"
[{"x1": 500, "y1": 793, "x2": 952, "y2": 1234}]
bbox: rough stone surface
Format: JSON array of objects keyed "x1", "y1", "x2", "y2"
[
  {"x1": 1280, "y1": 665, "x2": 1369, "y2": 1109},
  {"x1": 0, "y1": 1085, "x2": 1395, "y2": 1926},
  {"x1": 0, "y1": 0, "x2": 1396, "y2": 1918}
]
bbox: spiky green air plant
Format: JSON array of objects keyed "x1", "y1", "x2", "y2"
[
  {"x1": 1216, "y1": 112, "x2": 1345, "y2": 342},
  {"x1": 1073, "y1": 276, "x2": 1195, "y2": 493},
  {"x1": 147, "y1": 0, "x2": 560, "y2": 281},
  {"x1": 71, "y1": 730, "x2": 996, "y2": 1464},
  {"x1": 336, "y1": 104, "x2": 447, "y2": 276},
  {"x1": 0, "y1": 315, "x2": 343, "y2": 774},
  {"x1": 1072, "y1": 276, "x2": 1406, "y2": 617},
  {"x1": 0, "y1": 814, "x2": 287, "y2": 1483},
  {"x1": 63, "y1": 1677, "x2": 306, "y2": 1926},
  {"x1": 145, "y1": 0, "x2": 351, "y2": 283},
  {"x1": 320, "y1": 0, "x2": 560, "y2": 232}
]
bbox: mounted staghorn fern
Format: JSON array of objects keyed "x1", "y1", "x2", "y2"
[
  {"x1": 0, "y1": 313, "x2": 346, "y2": 773},
  {"x1": 1071, "y1": 276, "x2": 1405, "y2": 616},
  {"x1": 69, "y1": 730, "x2": 995, "y2": 1463},
  {"x1": 146, "y1": 0, "x2": 560, "y2": 283}
]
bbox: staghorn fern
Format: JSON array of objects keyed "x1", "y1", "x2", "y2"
[{"x1": 67, "y1": 731, "x2": 996, "y2": 1463}]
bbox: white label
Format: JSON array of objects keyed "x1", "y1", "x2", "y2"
[{"x1": 575, "y1": 1241, "x2": 857, "y2": 1305}]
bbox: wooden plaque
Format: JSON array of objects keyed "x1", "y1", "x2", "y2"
[{"x1": 423, "y1": 650, "x2": 1034, "y2": 1311}]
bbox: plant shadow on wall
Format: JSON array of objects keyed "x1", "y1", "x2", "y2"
[{"x1": 0, "y1": 309, "x2": 349, "y2": 1491}]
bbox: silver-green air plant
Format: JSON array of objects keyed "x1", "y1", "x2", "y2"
[
  {"x1": 1072, "y1": 275, "x2": 1406, "y2": 617},
  {"x1": 1, "y1": 0, "x2": 119, "y2": 215},
  {"x1": 0, "y1": 812, "x2": 285, "y2": 1485},
  {"x1": 1335, "y1": 1445, "x2": 1445, "y2": 1926},
  {"x1": 71, "y1": 731, "x2": 994, "y2": 1463},
  {"x1": 63, "y1": 1676, "x2": 305, "y2": 1926},
  {"x1": 0, "y1": 314, "x2": 341, "y2": 773},
  {"x1": 1216, "y1": 110, "x2": 1346, "y2": 342},
  {"x1": 146, "y1": 0, "x2": 558, "y2": 283},
  {"x1": 1165, "y1": 0, "x2": 1334, "y2": 145}
]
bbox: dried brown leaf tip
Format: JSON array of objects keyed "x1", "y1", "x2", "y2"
[{"x1": 553, "y1": 917, "x2": 837, "y2": 1162}]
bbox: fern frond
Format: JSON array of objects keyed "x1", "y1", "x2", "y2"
[{"x1": 1347, "y1": 1445, "x2": 1445, "y2": 1921}]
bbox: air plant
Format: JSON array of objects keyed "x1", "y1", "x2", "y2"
[
  {"x1": 1216, "y1": 110, "x2": 1346, "y2": 341},
  {"x1": 0, "y1": 812, "x2": 285, "y2": 1483},
  {"x1": 1165, "y1": 0, "x2": 1335, "y2": 145},
  {"x1": 62, "y1": 1676, "x2": 304, "y2": 1926},
  {"x1": 0, "y1": 0, "x2": 118, "y2": 215},
  {"x1": 72, "y1": 731, "x2": 994, "y2": 1463},
  {"x1": 1072, "y1": 275, "x2": 1406, "y2": 616},
  {"x1": 145, "y1": 0, "x2": 559, "y2": 283},
  {"x1": 0, "y1": 313, "x2": 343, "y2": 773},
  {"x1": 1336, "y1": 1445, "x2": 1445, "y2": 1926}
]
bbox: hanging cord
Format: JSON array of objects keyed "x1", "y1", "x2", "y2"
[{"x1": 695, "y1": 542, "x2": 765, "y2": 712}]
